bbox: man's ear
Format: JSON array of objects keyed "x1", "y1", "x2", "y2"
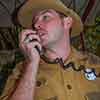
[{"x1": 63, "y1": 16, "x2": 73, "y2": 30}]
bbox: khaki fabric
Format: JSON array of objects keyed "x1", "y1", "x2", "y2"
[{"x1": 0, "y1": 47, "x2": 100, "y2": 100}]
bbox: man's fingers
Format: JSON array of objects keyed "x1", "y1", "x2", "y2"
[
  {"x1": 24, "y1": 34, "x2": 41, "y2": 43},
  {"x1": 19, "y1": 29, "x2": 37, "y2": 42},
  {"x1": 26, "y1": 41, "x2": 42, "y2": 54}
]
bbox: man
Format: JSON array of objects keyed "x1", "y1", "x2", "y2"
[{"x1": 0, "y1": 0, "x2": 100, "y2": 100}]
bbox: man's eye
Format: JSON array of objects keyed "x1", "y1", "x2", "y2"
[{"x1": 42, "y1": 15, "x2": 49, "y2": 21}]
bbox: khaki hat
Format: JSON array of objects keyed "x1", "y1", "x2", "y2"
[{"x1": 18, "y1": 0, "x2": 83, "y2": 37}]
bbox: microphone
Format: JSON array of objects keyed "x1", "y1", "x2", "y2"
[{"x1": 34, "y1": 45, "x2": 41, "y2": 55}]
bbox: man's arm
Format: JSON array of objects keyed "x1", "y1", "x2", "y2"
[
  {"x1": 10, "y1": 60, "x2": 39, "y2": 100},
  {"x1": 10, "y1": 29, "x2": 41, "y2": 100}
]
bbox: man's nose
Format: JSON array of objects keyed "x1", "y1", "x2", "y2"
[{"x1": 34, "y1": 21, "x2": 45, "y2": 29}]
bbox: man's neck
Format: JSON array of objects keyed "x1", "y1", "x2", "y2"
[{"x1": 45, "y1": 34, "x2": 71, "y2": 62}]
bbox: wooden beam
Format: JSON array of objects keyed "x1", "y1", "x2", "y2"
[{"x1": 82, "y1": 0, "x2": 96, "y2": 23}]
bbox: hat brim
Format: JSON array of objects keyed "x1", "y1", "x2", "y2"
[{"x1": 18, "y1": 0, "x2": 83, "y2": 37}]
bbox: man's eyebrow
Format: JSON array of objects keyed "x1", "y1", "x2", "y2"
[
  {"x1": 33, "y1": 10, "x2": 53, "y2": 23},
  {"x1": 39, "y1": 10, "x2": 53, "y2": 15}
]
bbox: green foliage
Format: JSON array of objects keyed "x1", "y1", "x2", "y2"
[
  {"x1": 84, "y1": 16, "x2": 100, "y2": 56},
  {"x1": 0, "y1": 25, "x2": 22, "y2": 50},
  {"x1": 14, "y1": 25, "x2": 23, "y2": 47},
  {"x1": 0, "y1": 25, "x2": 23, "y2": 95},
  {"x1": 71, "y1": 16, "x2": 100, "y2": 57}
]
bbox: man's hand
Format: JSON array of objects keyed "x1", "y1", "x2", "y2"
[{"x1": 19, "y1": 29, "x2": 42, "y2": 63}]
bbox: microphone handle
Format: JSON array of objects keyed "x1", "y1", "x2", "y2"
[{"x1": 34, "y1": 45, "x2": 41, "y2": 55}]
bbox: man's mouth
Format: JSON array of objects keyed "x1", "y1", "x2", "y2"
[
  {"x1": 37, "y1": 30, "x2": 47, "y2": 37},
  {"x1": 39, "y1": 33, "x2": 46, "y2": 37}
]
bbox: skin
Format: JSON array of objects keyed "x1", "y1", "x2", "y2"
[{"x1": 10, "y1": 9, "x2": 73, "y2": 100}]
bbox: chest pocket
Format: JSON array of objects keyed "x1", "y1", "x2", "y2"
[{"x1": 35, "y1": 70, "x2": 58, "y2": 100}]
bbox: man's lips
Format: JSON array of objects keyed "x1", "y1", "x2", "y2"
[
  {"x1": 37, "y1": 30, "x2": 47, "y2": 37},
  {"x1": 39, "y1": 33, "x2": 46, "y2": 37}
]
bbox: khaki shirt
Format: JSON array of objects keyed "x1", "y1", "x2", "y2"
[{"x1": 0, "y1": 47, "x2": 100, "y2": 100}]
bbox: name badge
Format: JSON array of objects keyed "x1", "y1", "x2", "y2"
[{"x1": 84, "y1": 68, "x2": 96, "y2": 80}]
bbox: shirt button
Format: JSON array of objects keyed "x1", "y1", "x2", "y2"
[
  {"x1": 36, "y1": 80, "x2": 42, "y2": 87},
  {"x1": 36, "y1": 78, "x2": 47, "y2": 87},
  {"x1": 66, "y1": 84, "x2": 72, "y2": 90}
]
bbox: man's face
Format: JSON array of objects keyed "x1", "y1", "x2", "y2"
[{"x1": 33, "y1": 9, "x2": 65, "y2": 48}]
